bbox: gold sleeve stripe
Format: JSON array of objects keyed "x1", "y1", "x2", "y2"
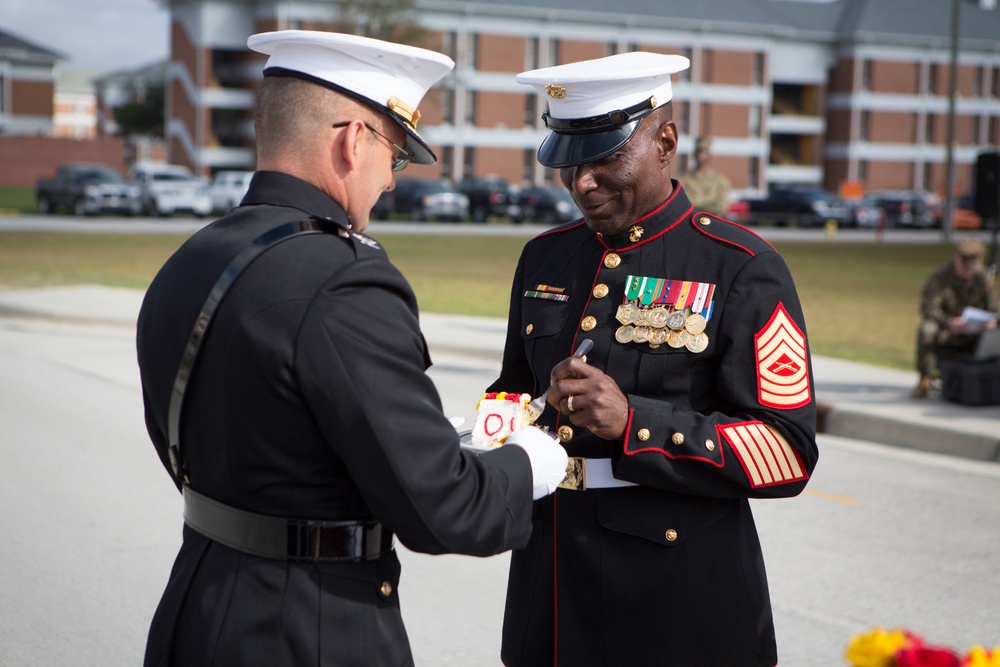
[{"x1": 721, "y1": 422, "x2": 807, "y2": 489}]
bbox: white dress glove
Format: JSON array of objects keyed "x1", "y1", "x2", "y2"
[{"x1": 506, "y1": 427, "x2": 569, "y2": 500}]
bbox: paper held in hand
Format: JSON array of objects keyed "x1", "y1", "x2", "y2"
[{"x1": 960, "y1": 306, "x2": 997, "y2": 333}]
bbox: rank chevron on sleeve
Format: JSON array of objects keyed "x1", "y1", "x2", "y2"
[{"x1": 754, "y1": 303, "x2": 810, "y2": 409}]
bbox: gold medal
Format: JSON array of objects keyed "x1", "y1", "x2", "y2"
[
  {"x1": 633, "y1": 308, "x2": 650, "y2": 327},
  {"x1": 648, "y1": 308, "x2": 669, "y2": 329},
  {"x1": 686, "y1": 332, "x2": 709, "y2": 353},
  {"x1": 649, "y1": 328, "x2": 669, "y2": 346},
  {"x1": 685, "y1": 313, "x2": 707, "y2": 335},
  {"x1": 616, "y1": 303, "x2": 637, "y2": 325},
  {"x1": 632, "y1": 326, "x2": 651, "y2": 344},
  {"x1": 668, "y1": 329, "x2": 690, "y2": 348},
  {"x1": 615, "y1": 325, "x2": 635, "y2": 344},
  {"x1": 666, "y1": 310, "x2": 687, "y2": 331}
]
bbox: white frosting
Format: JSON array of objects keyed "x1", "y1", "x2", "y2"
[{"x1": 471, "y1": 393, "x2": 531, "y2": 448}]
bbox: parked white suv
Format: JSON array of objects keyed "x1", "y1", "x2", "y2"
[
  {"x1": 208, "y1": 170, "x2": 254, "y2": 214},
  {"x1": 131, "y1": 163, "x2": 213, "y2": 218}
]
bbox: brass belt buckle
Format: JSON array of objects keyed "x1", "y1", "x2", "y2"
[{"x1": 558, "y1": 456, "x2": 586, "y2": 491}]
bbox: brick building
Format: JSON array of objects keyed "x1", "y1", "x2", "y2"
[
  {"x1": 158, "y1": 0, "x2": 1000, "y2": 199},
  {"x1": 0, "y1": 27, "x2": 61, "y2": 136}
]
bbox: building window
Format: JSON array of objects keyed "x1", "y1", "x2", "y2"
[
  {"x1": 860, "y1": 110, "x2": 870, "y2": 141},
  {"x1": 753, "y1": 52, "x2": 765, "y2": 86},
  {"x1": 550, "y1": 39, "x2": 560, "y2": 66},
  {"x1": 928, "y1": 63, "x2": 939, "y2": 95},
  {"x1": 749, "y1": 156, "x2": 760, "y2": 189},
  {"x1": 749, "y1": 105, "x2": 761, "y2": 137},
  {"x1": 526, "y1": 37, "x2": 539, "y2": 71},
  {"x1": 441, "y1": 146, "x2": 453, "y2": 180},
  {"x1": 682, "y1": 47, "x2": 693, "y2": 81},
  {"x1": 466, "y1": 90, "x2": 477, "y2": 125},
  {"x1": 926, "y1": 113, "x2": 935, "y2": 144},
  {"x1": 523, "y1": 149, "x2": 535, "y2": 182},
  {"x1": 989, "y1": 118, "x2": 998, "y2": 145},
  {"x1": 442, "y1": 88, "x2": 454, "y2": 125},
  {"x1": 463, "y1": 146, "x2": 475, "y2": 179},
  {"x1": 858, "y1": 159, "x2": 868, "y2": 182},
  {"x1": 863, "y1": 59, "x2": 873, "y2": 91},
  {"x1": 443, "y1": 31, "x2": 457, "y2": 62},
  {"x1": 469, "y1": 33, "x2": 479, "y2": 70},
  {"x1": 993, "y1": 67, "x2": 1000, "y2": 98},
  {"x1": 975, "y1": 65, "x2": 985, "y2": 97},
  {"x1": 524, "y1": 93, "x2": 536, "y2": 126},
  {"x1": 606, "y1": 41, "x2": 618, "y2": 56}
]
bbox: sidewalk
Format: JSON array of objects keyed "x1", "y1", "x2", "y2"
[{"x1": 2, "y1": 285, "x2": 997, "y2": 463}]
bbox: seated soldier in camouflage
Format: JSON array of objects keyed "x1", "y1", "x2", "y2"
[{"x1": 912, "y1": 238, "x2": 999, "y2": 398}]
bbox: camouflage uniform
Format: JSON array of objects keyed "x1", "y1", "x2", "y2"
[
  {"x1": 679, "y1": 168, "x2": 731, "y2": 217},
  {"x1": 915, "y1": 262, "x2": 999, "y2": 376}
]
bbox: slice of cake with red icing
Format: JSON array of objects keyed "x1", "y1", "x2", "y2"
[{"x1": 471, "y1": 392, "x2": 532, "y2": 448}]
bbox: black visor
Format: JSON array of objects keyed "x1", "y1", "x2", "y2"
[
  {"x1": 537, "y1": 119, "x2": 643, "y2": 168},
  {"x1": 535, "y1": 96, "x2": 657, "y2": 168}
]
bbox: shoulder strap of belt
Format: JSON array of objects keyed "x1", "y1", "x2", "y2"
[{"x1": 166, "y1": 217, "x2": 341, "y2": 487}]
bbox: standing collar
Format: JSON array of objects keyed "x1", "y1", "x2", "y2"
[
  {"x1": 597, "y1": 181, "x2": 694, "y2": 249},
  {"x1": 241, "y1": 171, "x2": 352, "y2": 226}
]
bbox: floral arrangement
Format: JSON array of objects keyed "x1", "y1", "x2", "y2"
[{"x1": 845, "y1": 627, "x2": 1000, "y2": 667}]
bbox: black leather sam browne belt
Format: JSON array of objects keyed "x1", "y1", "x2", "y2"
[{"x1": 167, "y1": 217, "x2": 393, "y2": 562}]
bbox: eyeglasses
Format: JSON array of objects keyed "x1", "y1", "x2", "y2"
[{"x1": 332, "y1": 120, "x2": 413, "y2": 172}]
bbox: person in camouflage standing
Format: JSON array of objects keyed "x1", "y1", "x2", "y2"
[
  {"x1": 912, "y1": 237, "x2": 999, "y2": 398},
  {"x1": 678, "y1": 135, "x2": 731, "y2": 217}
]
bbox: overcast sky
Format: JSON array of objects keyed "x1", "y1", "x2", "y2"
[{"x1": 3, "y1": 0, "x2": 168, "y2": 72}]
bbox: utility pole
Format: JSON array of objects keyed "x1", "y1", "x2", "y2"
[{"x1": 943, "y1": 0, "x2": 961, "y2": 242}]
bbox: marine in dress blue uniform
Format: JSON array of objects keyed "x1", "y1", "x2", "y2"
[
  {"x1": 493, "y1": 52, "x2": 820, "y2": 666},
  {"x1": 137, "y1": 31, "x2": 567, "y2": 667}
]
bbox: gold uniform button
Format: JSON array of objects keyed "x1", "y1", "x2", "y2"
[
  {"x1": 671, "y1": 432, "x2": 685, "y2": 445},
  {"x1": 379, "y1": 581, "x2": 393, "y2": 597},
  {"x1": 557, "y1": 425, "x2": 574, "y2": 442},
  {"x1": 525, "y1": 323, "x2": 534, "y2": 335},
  {"x1": 698, "y1": 216, "x2": 712, "y2": 226},
  {"x1": 581, "y1": 316, "x2": 597, "y2": 331},
  {"x1": 593, "y1": 284, "x2": 609, "y2": 299},
  {"x1": 665, "y1": 529, "x2": 678, "y2": 542},
  {"x1": 706, "y1": 439, "x2": 716, "y2": 452},
  {"x1": 604, "y1": 253, "x2": 621, "y2": 269},
  {"x1": 637, "y1": 428, "x2": 651, "y2": 441}
]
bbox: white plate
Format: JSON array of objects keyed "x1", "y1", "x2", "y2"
[{"x1": 457, "y1": 429, "x2": 497, "y2": 454}]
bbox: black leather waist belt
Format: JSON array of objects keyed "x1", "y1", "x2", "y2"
[{"x1": 183, "y1": 487, "x2": 393, "y2": 562}]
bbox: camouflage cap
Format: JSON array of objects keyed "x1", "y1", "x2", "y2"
[
  {"x1": 695, "y1": 135, "x2": 713, "y2": 153},
  {"x1": 956, "y1": 237, "x2": 985, "y2": 268}
]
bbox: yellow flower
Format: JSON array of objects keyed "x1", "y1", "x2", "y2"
[
  {"x1": 963, "y1": 646, "x2": 1000, "y2": 667},
  {"x1": 845, "y1": 627, "x2": 913, "y2": 667}
]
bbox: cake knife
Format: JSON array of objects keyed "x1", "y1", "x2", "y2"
[{"x1": 525, "y1": 338, "x2": 594, "y2": 423}]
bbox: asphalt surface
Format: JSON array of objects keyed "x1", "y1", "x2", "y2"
[{"x1": 0, "y1": 284, "x2": 997, "y2": 463}]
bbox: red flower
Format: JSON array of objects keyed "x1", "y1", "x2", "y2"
[{"x1": 896, "y1": 645, "x2": 961, "y2": 667}]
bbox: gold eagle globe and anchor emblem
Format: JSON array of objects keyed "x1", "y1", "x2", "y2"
[{"x1": 544, "y1": 84, "x2": 567, "y2": 99}]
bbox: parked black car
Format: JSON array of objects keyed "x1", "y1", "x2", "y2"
[
  {"x1": 391, "y1": 178, "x2": 469, "y2": 222},
  {"x1": 746, "y1": 187, "x2": 851, "y2": 227},
  {"x1": 35, "y1": 163, "x2": 143, "y2": 216},
  {"x1": 867, "y1": 190, "x2": 941, "y2": 228},
  {"x1": 456, "y1": 175, "x2": 518, "y2": 222},
  {"x1": 514, "y1": 184, "x2": 582, "y2": 225}
]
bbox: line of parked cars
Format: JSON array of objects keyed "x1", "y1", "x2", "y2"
[
  {"x1": 372, "y1": 176, "x2": 583, "y2": 225},
  {"x1": 736, "y1": 187, "x2": 987, "y2": 229},
  {"x1": 35, "y1": 162, "x2": 255, "y2": 218}
]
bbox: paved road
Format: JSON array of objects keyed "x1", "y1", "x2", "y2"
[
  {"x1": 2, "y1": 316, "x2": 998, "y2": 665},
  {"x1": 2, "y1": 212, "x2": 996, "y2": 246}
]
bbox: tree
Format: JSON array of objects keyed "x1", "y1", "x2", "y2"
[
  {"x1": 114, "y1": 86, "x2": 164, "y2": 138},
  {"x1": 333, "y1": 0, "x2": 427, "y2": 46}
]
